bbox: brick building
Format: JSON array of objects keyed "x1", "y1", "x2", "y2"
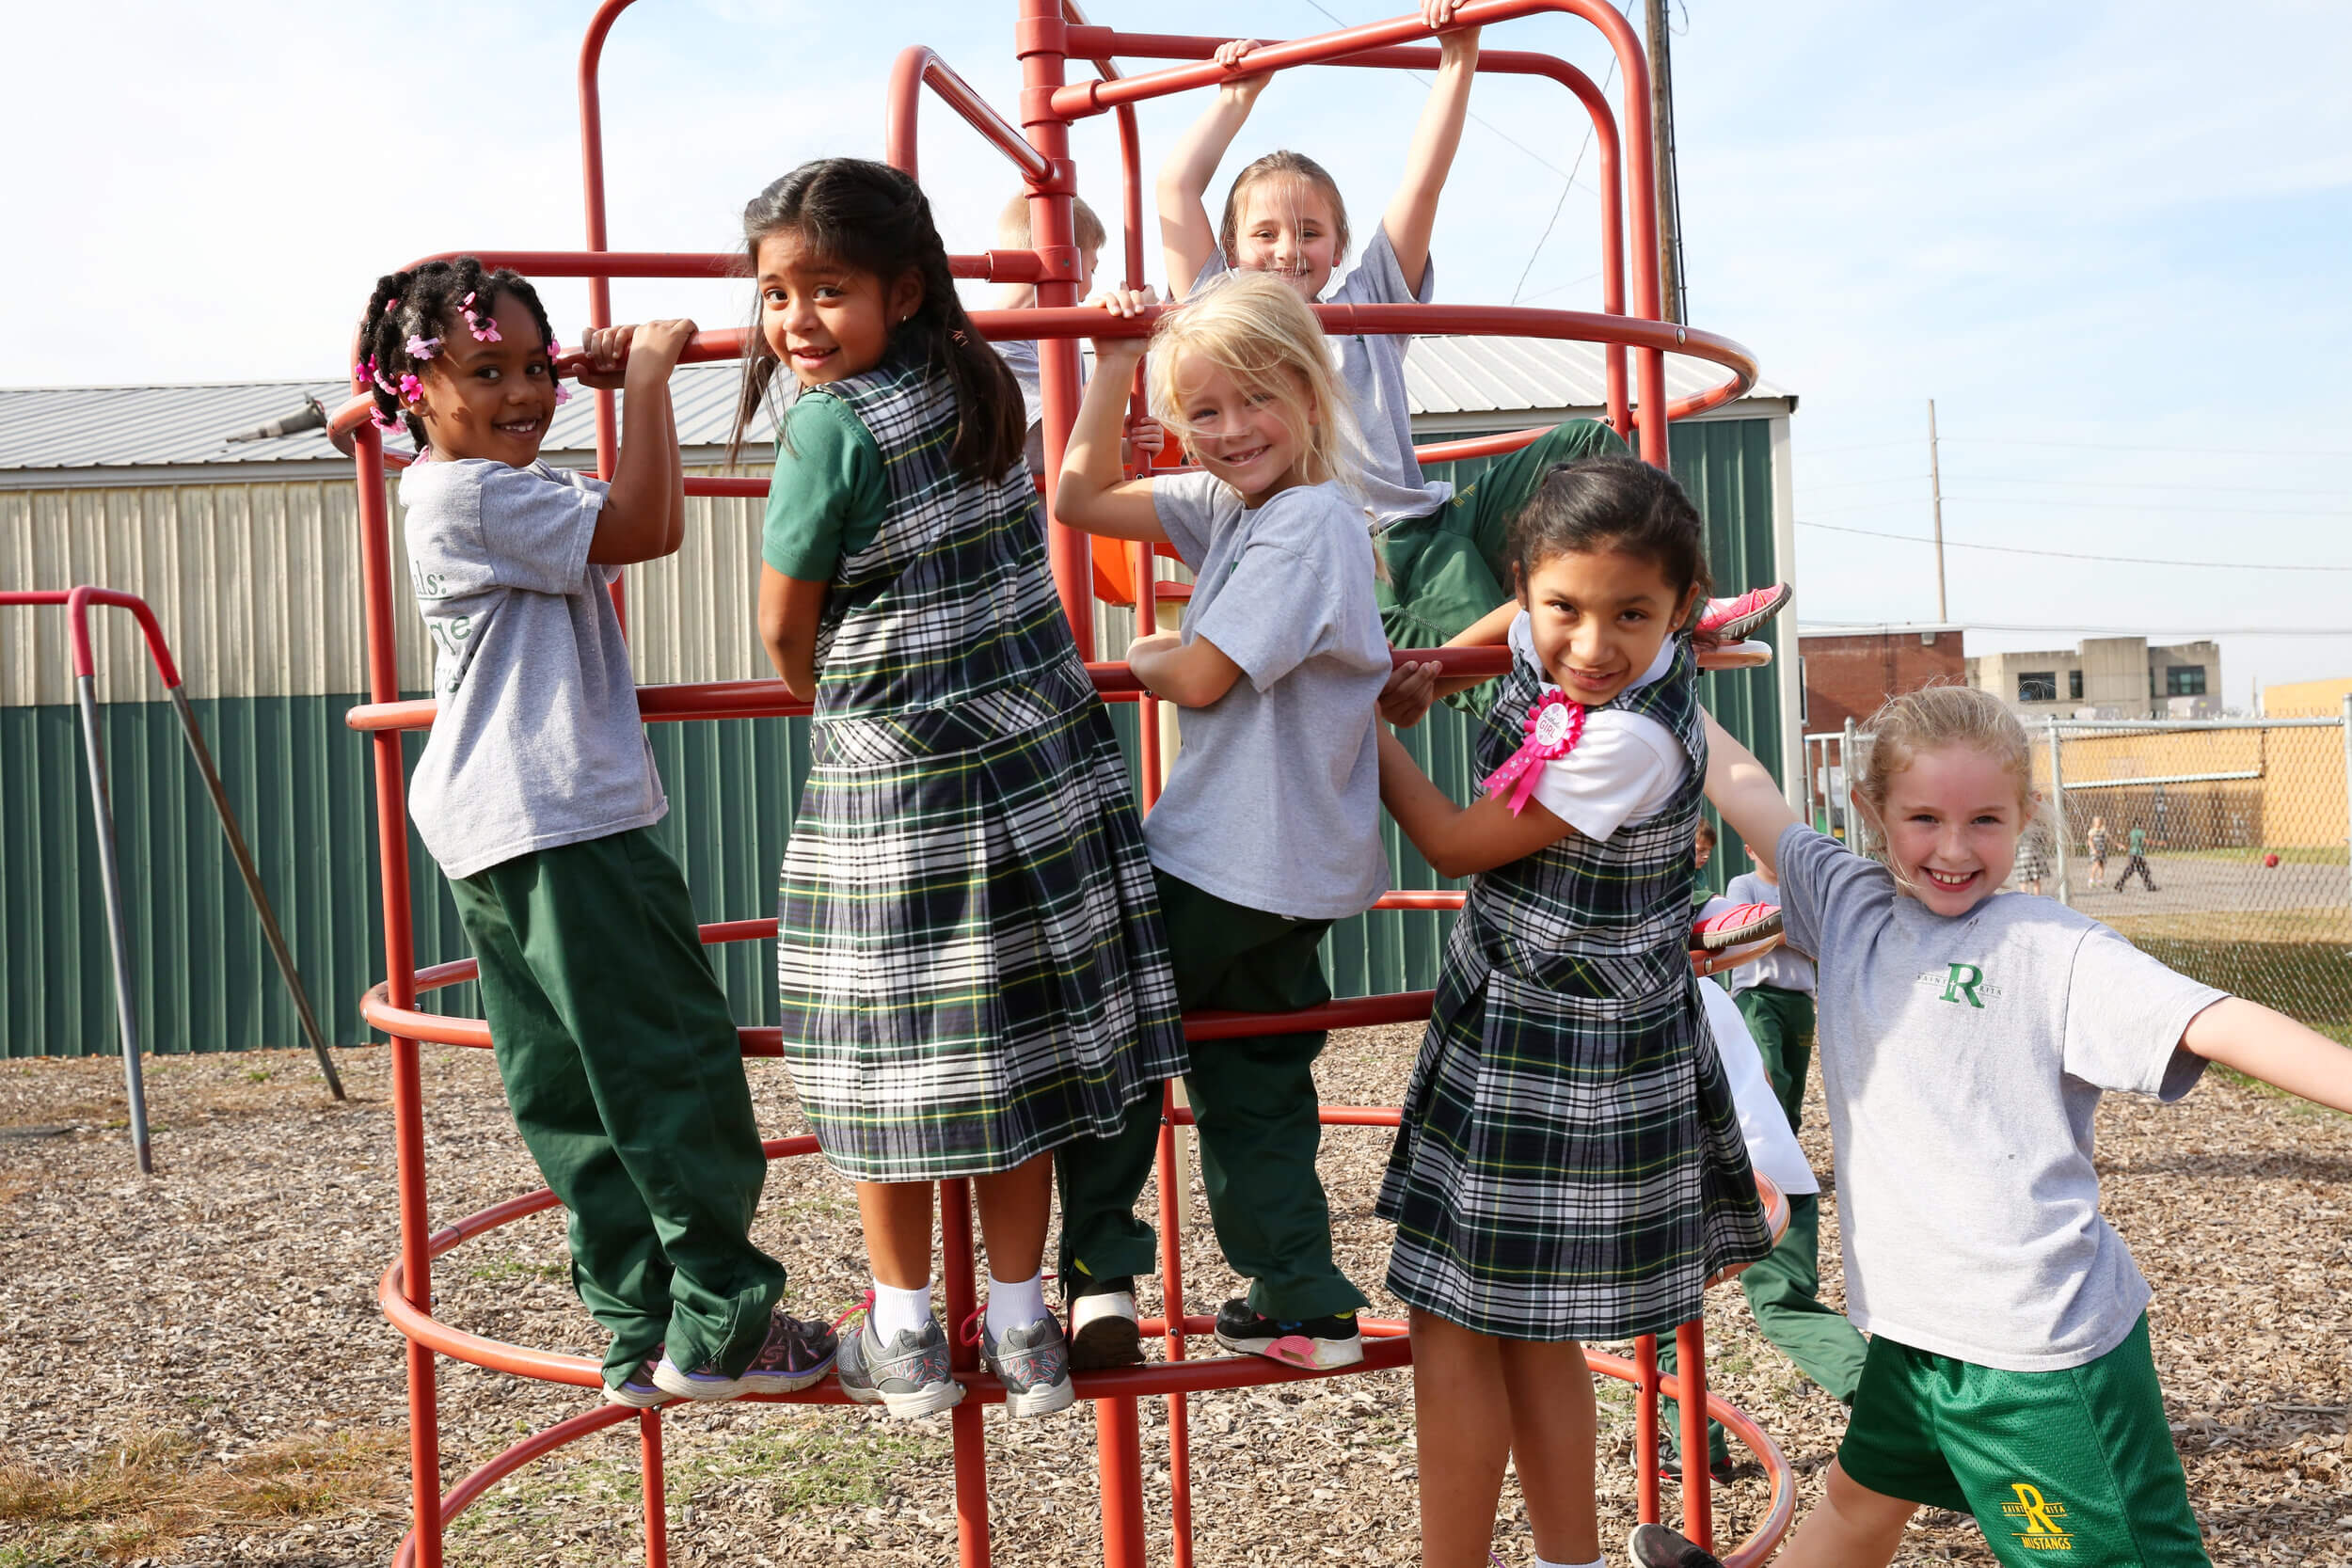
[{"x1": 1797, "y1": 623, "x2": 1967, "y2": 734}]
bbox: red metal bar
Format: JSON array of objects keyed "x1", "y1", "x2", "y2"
[
  {"x1": 576, "y1": 1, "x2": 638, "y2": 629},
  {"x1": 1152, "y1": 1084, "x2": 1194, "y2": 1568},
  {"x1": 1017, "y1": 0, "x2": 1096, "y2": 656},
  {"x1": 1634, "y1": 1333, "x2": 1661, "y2": 1525},
  {"x1": 352, "y1": 414, "x2": 444, "y2": 1568},
  {"x1": 886, "y1": 46, "x2": 1056, "y2": 185},
  {"x1": 1096, "y1": 1394, "x2": 1148, "y2": 1568},
  {"x1": 1677, "y1": 1320, "x2": 1713, "y2": 1552},
  {"x1": 941, "y1": 1180, "x2": 992, "y2": 1568},
  {"x1": 641, "y1": 1409, "x2": 669, "y2": 1568}
]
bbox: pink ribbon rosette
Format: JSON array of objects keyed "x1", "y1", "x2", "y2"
[{"x1": 1482, "y1": 689, "x2": 1587, "y2": 815}]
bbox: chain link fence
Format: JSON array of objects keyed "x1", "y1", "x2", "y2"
[{"x1": 1805, "y1": 714, "x2": 2352, "y2": 1038}]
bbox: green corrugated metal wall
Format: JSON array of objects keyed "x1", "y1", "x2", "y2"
[{"x1": 0, "y1": 418, "x2": 1783, "y2": 1056}]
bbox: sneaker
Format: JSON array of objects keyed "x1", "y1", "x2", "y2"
[
  {"x1": 1212, "y1": 1299, "x2": 1362, "y2": 1370},
  {"x1": 1695, "y1": 582, "x2": 1791, "y2": 643},
  {"x1": 1067, "y1": 1272, "x2": 1144, "y2": 1370},
  {"x1": 835, "y1": 1310, "x2": 965, "y2": 1418},
  {"x1": 1627, "y1": 1523, "x2": 1725, "y2": 1568},
  {"x1": 1640, "y1": 1430, "x2": 1739, "y2": 1485},
  {"x1": 979, "y1": 1313, "x2": 1077, "y2": 1417},
  {"x1": 1691, "y1": 901, "x2": 1782, "y2": 952},
  {"x1": 605, "y1": 1348, "x2": 668, "y2": 1408},
  {"x1": 651, "y1": 1309, "x2": 837, "y2": 1402}
]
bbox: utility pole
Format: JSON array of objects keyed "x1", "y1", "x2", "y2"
[
  {"x1": 1928, "y1": 397, "x2": 1947, "y2": 621},
  {"x1": 1645, "y1": 0, "x2": 1684, "y2": 324}
]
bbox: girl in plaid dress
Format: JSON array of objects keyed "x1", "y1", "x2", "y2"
[
  {"x1": 736, "y1": 160, "x2": 1185, "y2": 1420},
  {"x1": 1375, "y1": 457, "x2": 1774, "y2": 1568}
]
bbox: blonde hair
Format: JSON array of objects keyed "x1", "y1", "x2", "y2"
[
  {"x1": 1145, "y1": 271, "x2": 1362, "y2": 499},
  {"x1": 1854, "y1": 684, "x2": 2051, "y2": 887},
  {"x1": 995, "y1": 192, "x2": 1106, "y2": 254}
]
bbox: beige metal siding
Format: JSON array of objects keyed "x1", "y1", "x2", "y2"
[{"x1": 3, "y1": 478, "x2": 432, "y2": 706}]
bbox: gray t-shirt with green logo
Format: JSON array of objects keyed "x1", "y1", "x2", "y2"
[{"x1": 1775, "y1": 824, "x2": 2222, "y2": 1372}]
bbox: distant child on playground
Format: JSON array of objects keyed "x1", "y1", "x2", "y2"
[
  {"x1": 1375, "y1": 456, "x2": 1775, "y2": 1568},
  {"x1": 1160, "y1": 0, "x2": 1625, "y2": 664},
  {"x1": 365, "y1": 259, "x2": 835, "y2": 1409},
  {"x1": 1630, "y1": 684, "x2": 2352, "y2": 1568},
  {"x1": 2114, "y1": 819, "x2": 2158, "y2": 892},
  {"x1": 2087, "y1": 813, "x2": 2111, "y2": 879},
  {"x1": 986, "y1": 192, "x2": 1162, "y2": 482},
  {"x1": 1053, "y1": 272, "x2": 1391, "y2": 1373},
  {"x1": 737, "y1": 159, "x2": 1184, "y2": 1419}
]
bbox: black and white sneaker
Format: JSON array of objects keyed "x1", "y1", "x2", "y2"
[
  {"x1": 1066, "y1": 1272, "x2": 1144, "y2": 1370},
  {"x1": 1628, "y1": 1523, "x2": 1725, "y2": 1568},
  {"x1": 1212, "y1": 1299, "x2": 1362, "y2": 1370}
]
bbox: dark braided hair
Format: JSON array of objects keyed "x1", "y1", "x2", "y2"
[
  {"x1": 1506, "y1": 455, "x2": 1714, "y2": 614},
  {"x1": 354, "y1": 258, "x2": 556, "y2": 449},
  {"x1": 727, "y1": 159, "x2": 1024, "y2": 483}
]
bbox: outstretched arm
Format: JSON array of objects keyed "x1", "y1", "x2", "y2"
[
  {"x1": 1383, "y1": 2, "x2": 1481, "y2": 296},
  {"x1": 2182, "y1": 998, "x2": 2352, "y2": 1115},
  {"x1": 1157, "y1": 39, "x2": 1274, "y2": 290},
  {"x1": 1378, "y1": 727, "x2": 1574, "y2": 878},
  {"x1": 1701, "y1": 711, "x2": 1802, "y2": 874}
]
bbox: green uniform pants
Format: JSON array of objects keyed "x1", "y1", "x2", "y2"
[
  {"x1": 450, "y1": 828, "x2": 787, "y2": 1389},
  {"x1": 1662, "y1": 985, "x2": 1868, "y2": 1463},
  {"x1": 1055, "y1": 871, "x2": 1368, "y2": 1320},
  {"x1": 1376, "y1": 417, "x2": 1629, "y2": 654}
]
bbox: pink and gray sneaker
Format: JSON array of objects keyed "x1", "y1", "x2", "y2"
[
  {"x1": 1213, "y1": 1299, "x2": 1363, "y2": 1371},
  {"x1": 1691, "y1": 902, "x2": 1782, "y2": 952},
  {"x1": 1695, "y1": 582, "x2": 1792, "y2": 643},
  {"x1": 978, "y1": 1313, "x2": 1077, "y2": 1418}
]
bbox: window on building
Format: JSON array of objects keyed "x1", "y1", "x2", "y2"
[
  {"x1": 2068, "y1": 670, "x2": 2083, "y2": 700},
  {"x1": 2167, "y1": 665, "x2": 2207, "y2": 697},
  {"x1": 2018, "y1": 671, "x2": 2058, "y2": 703}
]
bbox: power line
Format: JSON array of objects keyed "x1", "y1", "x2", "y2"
[
  {"x1": 1797, "y1": 518, "x2": 2352, "y2": 572},
  {"x1": 1964, "y1": 475, "x2": 2352, "y2": 499}
]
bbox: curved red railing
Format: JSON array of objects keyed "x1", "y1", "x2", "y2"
[{"x1": 353, "y1": 5, "x2": 1788, "y2": 1567}]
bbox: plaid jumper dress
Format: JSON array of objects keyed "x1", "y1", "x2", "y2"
[
  {"x1": 774, "y1": 360, "x2": 1186, "y2": 1182},
  {"x1": 1377, "y1": 637, "x2": 1773, "y2": 1339}
]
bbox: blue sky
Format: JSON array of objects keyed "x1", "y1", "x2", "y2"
[{"x1": 7, "y1": 1, "x2": 2348, "y2": 700}]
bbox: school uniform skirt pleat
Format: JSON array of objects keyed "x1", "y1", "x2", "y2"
[
  {"x1": 1377, "y1": 926, "x2": 1772, "y2": 1341},
  {"x1": 777, "y1": 660, "x2": 1185, "y2": 1183}
]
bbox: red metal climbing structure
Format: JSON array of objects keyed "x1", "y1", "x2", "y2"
[{"x1": 331, "y1": 4, "x2": 1794, "y2": 1565}]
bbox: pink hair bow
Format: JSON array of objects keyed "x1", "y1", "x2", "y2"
[{"x1": 1481, "y1": 689, "x2": 1586, "y2": 816}]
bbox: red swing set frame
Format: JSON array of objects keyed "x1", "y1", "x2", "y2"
[{"x1": 326, "y1": 4, "x2": 1790, "y2": 1564}]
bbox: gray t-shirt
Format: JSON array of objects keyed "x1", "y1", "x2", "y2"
[
  {"x1": 401, "y1": 457, "x2": 666, "y2": 879},
  {"x1": 1147, "y1": 470, "x2": 1391, "y2": 919},
  {"x1": 1724, "y1": 868, "x2": 1816, "y2": 997},
  {"x1": 1775, "y1": 824, "x2": 2221, "y2": 1372},
  {"x1": 1193, "y1": 224, "x2": 1453, "y2": 531}
]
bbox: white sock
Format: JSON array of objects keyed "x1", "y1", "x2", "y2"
[
  {"x1": 984, "y1": 1271, "x2": 1048, "y2": 1338},
  {"x1": 1535, "y1": 1557, "x2": 1604, "y2": 1568},
  {"x1": 870, "y1": 1279, "x2": 933, "y2": 1341}
]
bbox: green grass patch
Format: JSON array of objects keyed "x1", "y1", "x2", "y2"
[
  {"x1": 2157, "y1": 846, "x2": 2346, "y2": 867},
  {"x1": 2112, "y1": 937, "x2": 2352, "y2": 1033},
  {"x1": 669, "y1": 1414, "x2": 947, "y2": 1515}
]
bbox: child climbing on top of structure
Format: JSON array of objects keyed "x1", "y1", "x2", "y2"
[{"x1": 1158, "y1": 0, "x2": 1626, "y2": 666}]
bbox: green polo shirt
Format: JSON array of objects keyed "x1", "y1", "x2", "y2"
[{"x1": 760, "y1": 392, "x2": 887, "y2": 582}]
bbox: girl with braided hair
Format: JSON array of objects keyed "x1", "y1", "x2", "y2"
[
  {"x1": 737, "y1": 159, "x2": 1184, "y2": 1420},
  {"x1": 365, "y1": 258, "x2": 836, "y2": 1409}
]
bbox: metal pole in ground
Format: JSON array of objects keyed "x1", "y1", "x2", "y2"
[
  {"x1": 2047, "y1": 716, "x2": 2072, "y2": 907},
  {"x1": 164, "y1": 685, "x2": 344, "y2": 1099},
  {"x1": 73, "y1": 672, "x2": 152, "y2": 1175},
  {"x1": 1841, "y1": 719, "x2": 1862, "y2": 851},
  {"x1": 2340, "y1": 697, "x2": 2351, "y2": 943}
]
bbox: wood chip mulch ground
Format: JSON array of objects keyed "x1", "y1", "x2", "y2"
[{"x1": 3, "y1": 1028, "x2": 2346, "y2": 1566}]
